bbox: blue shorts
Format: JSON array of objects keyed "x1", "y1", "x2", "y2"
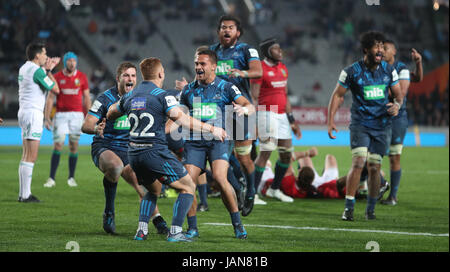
[
  {"x1": 390, "y1": 114, "x2": 408, "y2": 146},
  {"x1": 91, "y1": 142, "x2": 128, "y2": 168},
  {"x1": 349, "y1": 124, "x2": 391, "y2": 156},
  {"x1": 128, "y1": 145, "x2": 188, "y2": 186},
  {"x1": 184, "y1": 140, "x2": 230, "y2": 170}
]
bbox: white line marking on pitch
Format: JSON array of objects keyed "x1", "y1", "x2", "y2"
[{"x1": 204, "y1": 223, "x2": 449, "y2": 237}]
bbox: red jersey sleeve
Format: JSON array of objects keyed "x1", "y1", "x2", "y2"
[{"x1": 317, "y1": 180, "x2": 341, "y2": 199}]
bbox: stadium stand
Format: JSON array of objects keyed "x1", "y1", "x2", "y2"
[{"x1": 0, "y1": 0, "x2": 448, "y2": 127}]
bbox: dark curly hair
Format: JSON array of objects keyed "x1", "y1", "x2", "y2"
[{"x1": 360, "y1": 31, "x2": 386, "y2": 54}]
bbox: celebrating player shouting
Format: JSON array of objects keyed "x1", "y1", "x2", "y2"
[
  {"x1": 327, "y1": 31, "x2": 403, "y2": 221},
  {"x1": 179, "y1": 49, "x2": 254, "y2": 239},
  {"x1": 210, "y1": 15, "x2": 263, "y2": 216},
  {"x1": 107, "y1": 58, "x2": 227, "y2": 242}
]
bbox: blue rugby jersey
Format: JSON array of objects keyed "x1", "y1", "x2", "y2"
[
  {"x1": 338, "y1": 60, "x2": 399, "y2": 129},
  {"x1": 392, "y1": 60, "x2": 410, "y2": 119},
  {"x1": 179, "y1": 77, "x2": 242, "y2": 140},
  {"x1": 88, "y1": 86, "x2": 130, "y2": 150},
  {"x1": 210, "y1": 41, "x2": 259, "y2": 102},
  {"x1": 117, "y1": 81, "x2": 178, "y2": 146}
]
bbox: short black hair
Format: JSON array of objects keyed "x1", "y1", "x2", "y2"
[
  {"x1": 196, "y1": 49, "x2": 218, "y2": 64},
  {"x1": 217, "y1": 14, "x2": 244, "y2": 36},
  {"x1": 384, "y1": 39, "x2": 396, "y2": 48},
  {"x1": 359, "y1": 31, "x2": 386, "y2": 54},
  {"x1": 26, "y1": 42, "x2": 45, "y2": 61}
]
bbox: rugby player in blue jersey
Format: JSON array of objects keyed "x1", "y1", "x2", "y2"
[
  {"x1": 107, "y1": 58, "x2": 227, "y2": 242},
  {"x1": 327, "y1": 31, "x2": 404, "y2": 221},
  {"x1": 82, "y1": 62, "x2": 169, "y2": 235},
  {"x1": 179, "y1": 49, "x2": 254, "y2": 239},
  {"x1": 210, "y1": 15, "x2": 263, "y2": 216},
  {"x1": 382, "y1": 40, "x2": 423, "y2": 206}
]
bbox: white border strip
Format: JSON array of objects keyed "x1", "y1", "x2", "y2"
[{"x1": 204, "y1": 223, "x2": 449, "y2": 237}]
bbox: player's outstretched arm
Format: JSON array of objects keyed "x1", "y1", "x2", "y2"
[
  {"x1": 327, "y1": 83, "x2": 346, "y2": 139},
  {"x1": 232, "y1": 96, "x2": 255, "y2": 116},
  {"x1": 229, "y1": 59, "x2": 263, "y2": 79},
  {"x1": 82, "y1": 114, "x2": 99, "y2": 134},
  {"x1": 410, "y1": 48, "x2": 423, "y2": 82},
  {"x1": 167, "y1": 107, "x2": 227, "y2": 142},
  {"x1": 82, "y1": 114, "x2": 106, "y2": 138},
  {"x1": 175, "y1": 77, "x2": 188, "y2": 91},
  {"x1": 106, "y1": 102, "x2": 122, "y2": 121}
]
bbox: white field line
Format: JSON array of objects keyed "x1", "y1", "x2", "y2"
[{"x1": 204, "y1": 223, "x2": 449, "y2": 237}]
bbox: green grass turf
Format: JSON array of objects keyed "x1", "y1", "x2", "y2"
[{"x1": 0, "y1": 145, "x2": 448, "y2": 252}]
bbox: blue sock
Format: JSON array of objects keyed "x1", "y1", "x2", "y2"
[
  {"x1": 380, "y1": 174, "x2": 387, "y2": 187},
  {"x1": 389, "y1": 169, "x2": 402, "y2": 199},
  {"x1": 345, "y1": 197, "x2": 355, "y2": 210},
  {"x1": 227, "y1": 166, "x2": 241, "y2": 192},
  {"x1": 229, "y1": 154, "x2": 245, "y2": 181},
  {"x1": 254, "y1": 164, "x2": 265, "y2": 194},
  {"x1": 68, "y1": 152, "x2": 78, "y2": 178},
  {"x1": 187, "y1": 215, "x2": 197, "y2": 230},
  {"x1": 360, "y1": 165, "x2": 368, "y2": 182},
  {"x1": 139, "y1": 193, "x2": 157, "y2": 223},
  {"x1": 103, "y1": 177, "x2": 117, "y2": 214},
  {"x1": 197, "y1": 184, "x2": 208, "y2": 206},
  {"x1": 366, "y1": 196, "x2": 377, "y2": 213},
  {"x1": 230, "y1": 211, "x2": 242, "y2": 227},
  {"x1": 172, "y1": 193, "x2": 194, "y2": 227},
  {"x1": 270, "y1": 160, "x2": 289, "y2": 190},
  {"x1": 245, "y1": 170, "x2": 255, "y2": 198},
  {"x1": 50, "y1": 150, "x2": 60, "y2": 180}
]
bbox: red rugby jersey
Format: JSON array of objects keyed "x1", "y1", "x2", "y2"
[
  {"x1": 250, "y1": 60, "x2": 288, "y2": 114},
  {"x1": 262, "y1": 175, "x2": 308, "y2": 198},
  {"x1": 54, "y1": 70, "x2": 89, "y2": 112},
  {"x1": 262, "y1": 175, "x2": 344, "y2": 199}
]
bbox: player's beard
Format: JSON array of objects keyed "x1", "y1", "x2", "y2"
[
  {"x1": 66, "y1": 66, "x2": 76, "y2": 74},
  {"x1": 373, "y1": 52, "x2": 383, "y2": 64},
  {"x1": 221, "y1": 33, "x2": 238, "y2": 48}
]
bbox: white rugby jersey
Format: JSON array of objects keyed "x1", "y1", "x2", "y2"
[{"x1": 18, "y1": 61, "x2": 55, "y2": 111}]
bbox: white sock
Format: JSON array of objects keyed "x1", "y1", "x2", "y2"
[
  {"x1": 345, "y1": 195, "x2": 355, "y2": 201},
  {"x1": 170, "y1": 225, "x2": 182, "y2": 235},
  {"x1": 138, "y1": 221, "x2": 148, "y2": 235},
  {"x1": 150, "y1": 213, "x2": 161, "y2": 221},
  {"x1": 19, "y1": 161, "x2": 34, "y2": 199}
]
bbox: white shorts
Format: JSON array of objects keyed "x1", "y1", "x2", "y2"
[
  {"x1": 52, "y1": 111, "x2": 84, "y2": 143},
  {"x1": 312, "y1": 167, "x2": 339, "y2": 188},
  {"x1": 257, "y1": 111, "x2": 291, "y2": 140},
  {"x1": 18, "y1": 108, "x2": 44, "y2": 141}
]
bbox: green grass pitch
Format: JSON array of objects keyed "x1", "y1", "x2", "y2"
[{"x1": 0, "y1": 145, "x2": 448, "y2": 252}]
